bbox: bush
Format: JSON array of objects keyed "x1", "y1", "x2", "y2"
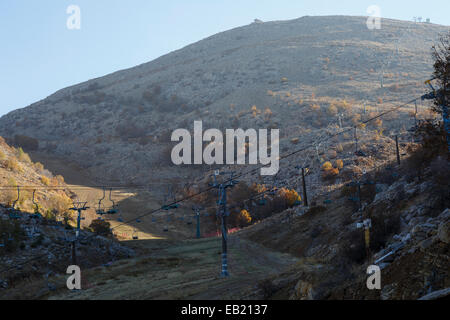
[
  {"x1": 34, "y1": 162, "x2": 44, "y2": 172},
  {"x1": 5, "y1": 158, "x2": 21, "y2": 172},
  {"x1": 89, "y1": 219, "x2": 112, "y2": 236},
  {"x1": 327, "y1": 104, "x2": 338, "y2": 116},
  {"x1": 236, "y1": 209, "x2": 252, "y2": 227},
  {"x1": 16, "y1": 147, "x2": 32, "y2": 163},
  {"x1": 41, "y1": 176, "x2": 50, "y2": 186},
  {"x1": 322, "y1": 162, "x2": 339, "y2": 181},
  {"x1": 278, "y1": 188, "x2": 301, "y2": 207}
]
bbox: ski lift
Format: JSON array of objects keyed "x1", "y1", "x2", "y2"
[
  {"x1": 106, "y1": 189, "x2": 118, "y2": 215},
  {"x1": 31, "y1": 190, "x2": 43, "y2": 219},
  {"x1": 162, "y1": 186, "x2": 179, "y2": 210},
  {"x1": 96, "y1": 188, "x2": 107, "y2": 217},
  {"x1": 132, "y1": 228, "x2": 139, "y2": 240},
  {"x1": 8, "y1": 186, "x2": 21, "y2": 220}
]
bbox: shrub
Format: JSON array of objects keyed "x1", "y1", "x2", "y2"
[
  {"x1": 278, "y1": 188, "x2": 301, "y2": 207},
  {"x1": 17, "y1": 147, "x2": 31, "y2": 163},
  {"x1": 322, "y1": 161, "x2": 339, "y2": 181},
  {"x1": 41, "y1": 176, "x2": 50, "y2": 186},
  {"x1": 327, "y1": 104, "x2": 338, "y2": 116},
  {"x1": 89, "y1": 219, "x2": 112, "y2": 236},
  {"x1": 322, "y1": 161, "x2": 333, "y2": 171},
  {"x1": 34, "y1": 162, "x2": 44, "y2": 172},
  {"x1": 237, "y1": 209, "x2": 252, "y2": 227},
  {"x1": 264, "y1": 108, "x2": 273, "y2": 120},
  {"x1": 5, "y1": 158, "x2": 21, "y2": 172}
]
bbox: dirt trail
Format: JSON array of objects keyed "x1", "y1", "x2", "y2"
[
  {"x1": 22, "y1": 154, "x2": 299, "y2": 299},
  {"x1": 44, "y1": 234, "x2": 298, "y2": 300}
]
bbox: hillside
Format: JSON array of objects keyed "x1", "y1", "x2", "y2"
[
  {"x1": 0, "y1": 136, "x2": 72, "y2": 216},
  {"x1": 0, "y1": 15, "x2": 449, "y2": 300},
  {"x1": 0, "y1": 137, "x2": 135, "y2": 297},
  {"x1": 0, "y1": 16, "x2": 448, "y2": 189}
]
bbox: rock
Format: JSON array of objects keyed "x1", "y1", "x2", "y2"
[
  {"x1": 419, "y1": 237, "x2": 437, "y2": 250},
  {"x1": 418, "y1": 287, "x2": 450, "y2": 300},
  {"x1": 438, "y1": 221, "x2": 450, "y2": 244},
  {"x1": 292, "y1": 280, "x2": 314, "y2": 300},
  {"x1": 438, "y1": 208, "x2": 450, "y2": 221},
  {"x1": 380, "y1": 284, "x2": 397, "y2": 300}
]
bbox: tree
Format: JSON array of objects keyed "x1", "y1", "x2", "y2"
[
  {"x1": 431, "y1": 32, "x2": 450, "y2": 115},
  {"x1": 89, "y1": 219, "x2": 112, "y2": 237}
]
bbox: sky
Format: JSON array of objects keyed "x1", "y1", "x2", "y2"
[{"x1": 1, "y1": 0, "x2": 449, "y2": 116}]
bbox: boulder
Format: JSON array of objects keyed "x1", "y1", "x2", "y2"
[
  {"x1": 418, "y1": 287, "x2": 450, "y2": 300},
  {"x1": 437, "y1": 221, "x2": 450, "y2": 244}
]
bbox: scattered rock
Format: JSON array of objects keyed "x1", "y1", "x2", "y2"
[{"x1": 437, "y1": 221, "x2": 450, "y2": 244}]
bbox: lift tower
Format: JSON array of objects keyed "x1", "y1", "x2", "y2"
[{"x1": 210, "y1": 170, "x2": 238, "y2": 277}]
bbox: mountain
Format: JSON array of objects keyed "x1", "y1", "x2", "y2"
[{"x1": 0, "y1": 16, "x2": 448, "y2": 187}]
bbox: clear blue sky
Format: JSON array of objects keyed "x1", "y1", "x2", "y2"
[{"x1": 1, "y1": 0, "x2": 449, "y2": 116}]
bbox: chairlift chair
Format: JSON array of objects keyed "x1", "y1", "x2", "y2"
[
  {"x1": 30, "y1": 190, "x2": 43, "y2": 219},
  {"x1": 96, "y1": 188, "x2": 107, "y2": 217},
  {"x1": 8, "y1": 186, "x2": 21, "y2": 220}
]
